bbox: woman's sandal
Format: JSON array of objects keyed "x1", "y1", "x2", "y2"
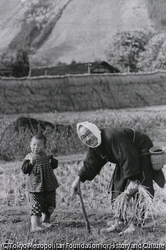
[
  {"x1": 100, "y1": 219, "x2": 124, "y2": 233},
  {"x1": 119, "y1": 222, "x2": 136, "y2": 235}
]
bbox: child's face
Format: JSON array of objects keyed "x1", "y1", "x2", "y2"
[{"x1": 30, "y1": 137, "x2": 45, "y2": 154}]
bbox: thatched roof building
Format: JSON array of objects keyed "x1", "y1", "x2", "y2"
[{"x1": 31, "y1": 61, "x2": 120, "y2": 76}]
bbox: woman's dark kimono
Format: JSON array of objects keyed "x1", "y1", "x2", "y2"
[{"x1": 78, "y1": 128, "x2": 165, "y2": 200}]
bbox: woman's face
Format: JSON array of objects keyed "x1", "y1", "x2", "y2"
[{"x1": 79, "y1": 126, "x2": 99, "y2": 147}]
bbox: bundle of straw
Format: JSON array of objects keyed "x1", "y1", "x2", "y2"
[{"x1": 112, "y1": 184, "x2": 156, "y2": 226}]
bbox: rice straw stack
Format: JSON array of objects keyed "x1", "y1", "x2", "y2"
[{"x1": 112, "y1": 184, "x2": 158, "y2": 225}]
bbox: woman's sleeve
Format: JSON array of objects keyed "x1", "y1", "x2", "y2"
[
  {"x1": 78, "y1": 149, "x2": 107, "y2": 182},
  {"x1": 50, "y1": 156, "x2": 58, "y2": 169},
  {"x1": 22, "y1": 160, "x2": 33, "y2": 174}
]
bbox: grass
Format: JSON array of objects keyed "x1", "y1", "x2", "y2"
[
  {"x1": 0, "y1": 107, "x2": 166, "y2": 246},
  {"x1": 1, "y1": 161, "x2": 166, "y2": 246},
  {"x1": 0, "y1": 161, "x2": 166, "y2": 246}
]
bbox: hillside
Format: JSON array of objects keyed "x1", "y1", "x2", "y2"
[
  {"x1": 0, "y1": 0, "x2": 156, "y2": 67},
  {"x1": 32, "y1": 0, "x2": 155, "y2": 66},
  {"x1": 0, "y1": 0, "x2": 27, "y2": 51}
]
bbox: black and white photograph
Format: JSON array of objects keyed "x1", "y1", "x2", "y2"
[{"x1": 0, "y1": 0, "x2": 166, "y2": 249}]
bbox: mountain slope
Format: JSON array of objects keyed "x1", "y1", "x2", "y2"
[
  {"x1": 0, "y1": 0, "x2": 155, "y2": 66},
  {"x1": 0, "y1": 0, "x2": 29, "y2": 50},
  {"x1": 31, "y1": 0, "x2": 155, "y2": 66}
]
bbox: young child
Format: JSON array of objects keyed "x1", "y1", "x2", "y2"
[{"x1": 22, "y1": 132, "x2": 59, "y2": 232}]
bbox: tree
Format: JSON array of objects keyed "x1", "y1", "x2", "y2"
[
  {"x1": 137, "y1": 32, "x2": 166, "y2": 71},
  {"x1": 1, "y1": 49, "x2": 30, "y2": 77},
  {"x1": 106, "y1": 30, "x2": 152, "y2": 72}
]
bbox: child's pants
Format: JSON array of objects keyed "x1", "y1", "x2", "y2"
[{"x1": 29, "y1": 190, "x2": 56, "y2": 217}]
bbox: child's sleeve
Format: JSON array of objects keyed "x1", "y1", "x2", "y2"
[
  {"x1": 22, "y1": 160, "x2": 33, "y2": 174},
  {"x1": 22, "y1": 154, "x2": 33, "y2": 174},
  {"x1": 50, "y1": 155, "x2": 58, "y2": 169}
]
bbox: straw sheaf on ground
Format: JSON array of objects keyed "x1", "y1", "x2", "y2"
[{"x1": 1, "y1": 71, "x2": 166, "y2": 114}]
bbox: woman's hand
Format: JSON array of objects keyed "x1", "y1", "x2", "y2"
[
  {"x1": 125, "y1": 180, "x2": 138, "y2": 195},
  {"x1": 71, "y1": 176, "x2": 81, "y2": 196}
]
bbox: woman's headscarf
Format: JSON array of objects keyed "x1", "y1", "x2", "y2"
[{"x1": 76, "y1": 121, "x2": 101, "y2": 148}]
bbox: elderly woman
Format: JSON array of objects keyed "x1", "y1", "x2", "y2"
[{"x1": 71, "y1": 121, "x2": 165, "y2": 231}]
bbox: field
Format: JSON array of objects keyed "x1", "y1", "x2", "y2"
[{"x1": 1, "y1": 107, "x2": 166, "y2": 248}]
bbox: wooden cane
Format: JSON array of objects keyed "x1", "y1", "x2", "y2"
[{"x1": 77, "y1": 191, "x2": 91, "y2": 232}]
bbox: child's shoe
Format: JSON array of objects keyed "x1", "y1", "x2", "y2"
[{"x1": 42, "y1": 222, "x2": 53, "y2": 228}]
